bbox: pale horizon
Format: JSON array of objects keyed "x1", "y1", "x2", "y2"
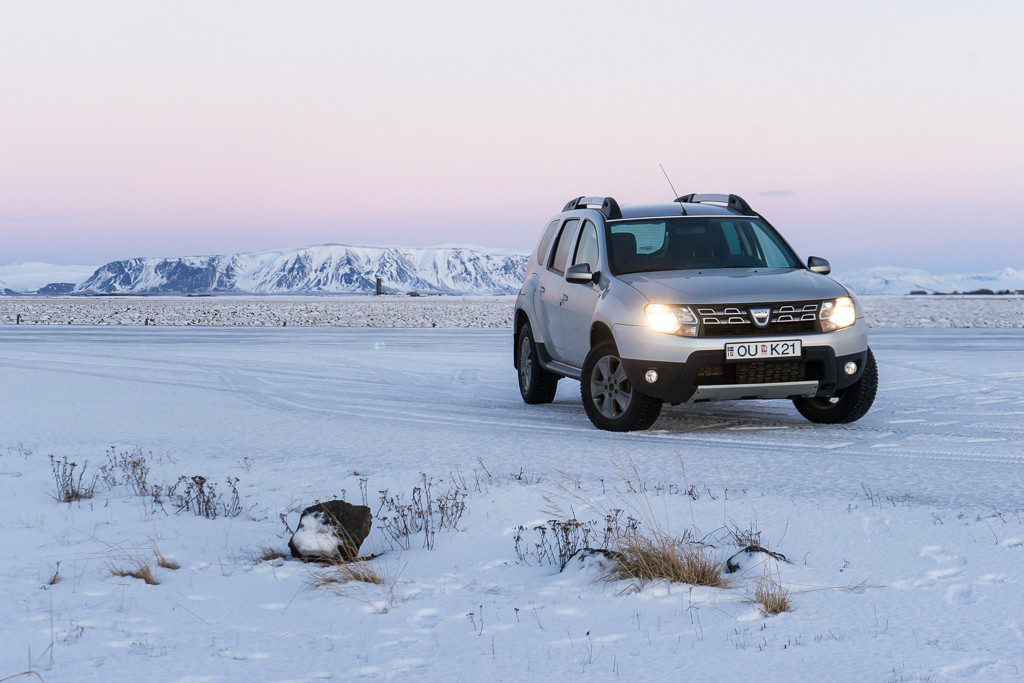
[{"x1": 2, "y1": 1, "x2": 1022, "y2": 272}]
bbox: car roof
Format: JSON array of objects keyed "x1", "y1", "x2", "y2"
[
  {"x1": 615, "y1": 202, "x2": 744, "y2": 219},
  {"x1": 559, "y1": 202, "x2": 750, "y2": 221},
  {"x1": 556, "y1": 195, "x2": 761, "y2": 222}
]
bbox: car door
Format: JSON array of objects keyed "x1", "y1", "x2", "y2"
[
  {"x1": 535, "y1": 218, "x2": 579, "y2": 361},
  {"x1": 559, "y1": 219, "x2": 602, "y2": 367}
]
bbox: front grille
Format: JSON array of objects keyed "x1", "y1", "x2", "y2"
[
  {"x1": 695, "y1": 361, "x2": 819, "y2": 386},
  {"x1": 697, "y1": 302, "x2": 821, "y2": 337}
]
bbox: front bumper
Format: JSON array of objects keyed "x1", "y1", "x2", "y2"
[{"x1": 613, "y1": 321, "x2": 869, "y2": 404}]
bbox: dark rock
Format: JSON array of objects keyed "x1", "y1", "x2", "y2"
[{"x1": 288, "y1": 500, "x2": 372, "y2": 562}]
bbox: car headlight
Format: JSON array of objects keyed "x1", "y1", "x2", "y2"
[
  {"x1": 819, "y1": 296, "x2": 856, "y2": 332},
  {"x1": 644, "y1": 304, "x2": 699, "y2": 337}
]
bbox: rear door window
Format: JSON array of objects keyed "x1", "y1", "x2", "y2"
[
  {"x1": 572, "y1": 220, "x2": 599, "y2": 271},
  {"x1": 549, "y1": 218, "x2": 580, "y2": 275}
]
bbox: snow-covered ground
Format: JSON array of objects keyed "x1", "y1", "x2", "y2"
[
  {"x1": 1, "y1": 294, "x2": 1023, "y2": 329},
  {"x1": 2, "y1": 326, "x2": 1023, "y2": 681}
]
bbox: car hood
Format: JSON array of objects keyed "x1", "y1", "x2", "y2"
[{"x1": 618, "y1": 268, "x2": 849, "y2": 304}]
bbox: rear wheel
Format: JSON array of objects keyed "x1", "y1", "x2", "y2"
[
  {"x1": 581, "y1": 341, "x2": 662, "y2": 431},
  {"x1": 793, "y1": 348, "x2": 878, "y2": 424},
  {"x1": 517, "y1": 323, "x2": 559, "y2": 404}
]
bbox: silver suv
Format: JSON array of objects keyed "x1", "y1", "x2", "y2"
[{"x1": 514, "y1": 194, "x2": 877, "y2": 431}]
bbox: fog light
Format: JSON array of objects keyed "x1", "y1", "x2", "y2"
[
  {"x1": 844, "y1": 362, "x2": 857, "y2": 375},
  {"x1": 644, "y1": 369, "x2": 659, "y2": 384}
]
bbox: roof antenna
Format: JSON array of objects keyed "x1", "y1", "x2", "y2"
[{"x1": 659, "y1": 163, "x2": 679, "y2": 200}]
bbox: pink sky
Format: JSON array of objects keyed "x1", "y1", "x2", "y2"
[{"x1": 1, "y1": 1, "x2": 1022, "y2": 271}]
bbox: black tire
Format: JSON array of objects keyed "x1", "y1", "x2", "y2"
[
  {"x1": 517, "y1": 323, "x2": 559, "y2": 404},
  {"x1": 581, "y1": 341, "x2": 663, "y2": 431},
  {"x1": 793, "y1": 348, "x2": 878, "y2": 424}
]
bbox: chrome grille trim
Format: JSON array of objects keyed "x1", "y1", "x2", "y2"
[{"x1": 696, "y1": 301, "x2": 822, "y2": 334}]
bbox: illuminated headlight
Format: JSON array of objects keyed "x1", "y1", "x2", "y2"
[
  {"x1": 644, "y1": 304, "x2": 699, "y2": 336},
  {"x1": 819, "y1": 296, "x2": 857, "y2": 332}
]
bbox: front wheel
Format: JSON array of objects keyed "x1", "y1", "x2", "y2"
[
  {"x1": 581, "y1": 342, "x2": 662, "y2": 431},
  {"x1": 793, "y1": 348, "x2": 878, "y2": 424}
]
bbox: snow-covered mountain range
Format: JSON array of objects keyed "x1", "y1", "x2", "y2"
[
  {"x1": 72, "y1": 244, "x2": 528, "y2": 295},
  {"x1": 834, "y1": 266, "x2": 1024, "y2": 295},
  {"x1": 2, "y1": 249, "x2": 1022, "y2": 296}
]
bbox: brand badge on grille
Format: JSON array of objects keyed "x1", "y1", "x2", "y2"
[{"x1": 749, "y1": 307, "x2": 771, "y2": 327}]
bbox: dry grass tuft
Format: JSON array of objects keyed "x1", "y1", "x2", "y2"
[
  {"x1": 754, "y1": 576, "x2": 792, "y2": 615},
  {"x1": 46, "y1": 565, "x2": 62, "y2": 586},
  {"x1": 154, "y1": 550, "x2": 180, "y2": 570},
  {"x1": 50, "y1": 455, "x2": 98, "y2": 503},
  {"x1": 253, "y1": 546, "x2": 288, "y2": 563},
  {"x1": 606, "y1": 531, "x2": 727, "y2": 588},
  {"x1": 109, "y1": 562, "x2": 159, "y2": 585},
  {"x1": 309, "y1": 561, "x2": 384, "y2": 589}
]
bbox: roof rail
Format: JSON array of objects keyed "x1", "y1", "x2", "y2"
[
  {"x1": 562, "y1": 196, "x2": 622, "y2": 220},
  {"x1": 675, "y1": 193, "x2": 755, "y2": 215}
]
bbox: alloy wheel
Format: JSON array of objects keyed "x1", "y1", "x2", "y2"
[
  {"x1": 590, "y1": 355, "x2": 633, "y2": 419},
  {"x1": 518, "y1": 338, "x2": 533, "y2": 390}
]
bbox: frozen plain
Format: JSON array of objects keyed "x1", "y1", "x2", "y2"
[{"x1": 2, "y1": 326, "x2": 1024, "y2": 681}]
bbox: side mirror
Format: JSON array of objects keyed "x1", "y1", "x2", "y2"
[
  {"x1": 807, "y1": 256, "x2": 831, "y2": 275},
  {"x1": 565, "y1": 263, "x2": 596, "y2": 284}
]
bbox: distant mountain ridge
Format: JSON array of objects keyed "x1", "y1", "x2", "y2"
[
  {"x1": 834, "y1": 266, "x2": 1024, "y2": 295},
  {"x1": 3, "y1": 250, "x2": 1022, "y2": 296},
  {"x1": 74, "y1": 244, "x2": 528, "y2": 295}
]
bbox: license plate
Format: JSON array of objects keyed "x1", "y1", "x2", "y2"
[{"x1": 724, "y1": 339, "x2": 802, "y2": 361}]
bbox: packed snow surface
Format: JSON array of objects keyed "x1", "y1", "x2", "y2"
[
  {"x1": 1, "y1": 294, "x2": 1022, "y2": 329},
  {"x1": 2, "y1": 326, "x2": 1024, "y2": 681}
]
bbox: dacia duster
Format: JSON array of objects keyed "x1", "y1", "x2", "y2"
[{"x1": 514, "y1": 194, "x2": 877, "y2": 431}]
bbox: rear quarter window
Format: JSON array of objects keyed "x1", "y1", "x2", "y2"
[{"x1": 536, "y1": 220, "x2": 560, "y2": 265}]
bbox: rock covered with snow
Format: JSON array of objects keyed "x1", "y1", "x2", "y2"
[
  {"x1": 288, "y1": 500, "x2": 372, "y2": 562},
  {"x1": 561, "y1": 548, "x2": 623, "y2": 574},
  {"x1": 725, "y1": 545, "x2": 789, "y2": 575}
]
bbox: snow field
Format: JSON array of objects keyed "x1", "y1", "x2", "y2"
[
  {"x1": 1, "y1": 294, "x2": 1023, "y2": 328},
  {"x1": 3, "y1": 445, "x2": 1023, "y2": 681},
  {"x1": 2, "y1": 327, "x2": 1024, "y2": 680}
]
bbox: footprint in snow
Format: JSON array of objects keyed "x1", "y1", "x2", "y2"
[
  {"x1": 925, "y1": 567, "x2": 963, "y2": 582},
  {"x1": 939, "y1": 658, "x2": 995, "y2": 678},
  {"x1": 978, "y1": 573, "x2": 1010, "y2": 584},
  {"x1": 945, "y1": 584, "x2": 976, "y2": 605},
  {"x1": 920, "y1": 546, "x2": 967, "y2": 566},
  {"x1": 409, "y1": 608, "x2": 440, "y2": 629},
  {"x1": 1002, "y1": 536, "x2": 1024, "y2": 548}
]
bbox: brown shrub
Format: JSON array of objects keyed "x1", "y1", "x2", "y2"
[
  {"x1": 754, "y1": 576, "x2": 792, "y2": 615},
  {"x1": 109, "y1": 563, "x2": 158, "y2": 585},
  {"x1": 606, "y1": 530, "x2": 726, "y2": 588}
]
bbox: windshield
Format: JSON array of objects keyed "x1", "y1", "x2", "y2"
[{"x1": 605, "y1": 217, "x2": 802, "y2": 275}]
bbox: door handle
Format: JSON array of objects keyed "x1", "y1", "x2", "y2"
[
  {"x1": 559, "y1": 294, "x2": 569, "y2": 304},
  {"x1": 538, "y1": 286, "x2": 545, "y2": 293}
]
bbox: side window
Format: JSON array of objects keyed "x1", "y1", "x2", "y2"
[
  {"x1": 535, "y1": 220, "x2": 560, "y2": 265},
  {"x1": 549, "y1": 218, "x2": 579, "y2": 275},
  {"x1": 572, "y1": 220, "x2": 599, "y2": 271}
]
